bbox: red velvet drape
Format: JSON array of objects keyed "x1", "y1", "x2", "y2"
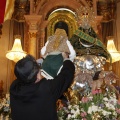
[{"x1": 0, "y1": 0, "x2": 6, "y2": 23}]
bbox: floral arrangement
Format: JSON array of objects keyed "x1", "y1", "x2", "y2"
[
  {"x1": 57, "y1": 89, "x2": 120, "y2": 120},
  {"x1": 0, "y1": 94, "x2": 11, "y2": 119},
  {"x1": 0, "y1": 91, "x2": 119, "y2": 120}
]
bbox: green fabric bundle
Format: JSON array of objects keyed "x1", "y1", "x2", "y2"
[{"x1": 41, "y1": 54, "x2": 63, "y2": 79}]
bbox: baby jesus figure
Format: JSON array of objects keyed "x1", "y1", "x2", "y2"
[{"x1": 40, "y1": 28, "x2": 76, "y2": 79}]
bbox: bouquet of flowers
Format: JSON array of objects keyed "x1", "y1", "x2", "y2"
[
  {"x1": 57, "y1": 89, "x2": 120, "y2": 120},
  {"x1": 0, "y1": 94, "x2": 11, "y2": 119}
]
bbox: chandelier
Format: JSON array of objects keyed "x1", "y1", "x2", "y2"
[
  {"x1": 107, "y1": 36, "x2": 120, "y2": 63},
  {"x1": 6, "y1": 35, "x2": 27, "y2": 62},
  {"x1": 75, "y1": 6, "x2": 96, "y2": 29}
]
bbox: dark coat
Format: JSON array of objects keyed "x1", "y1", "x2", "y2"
[{"x1": 10, "y1": 60, "x2": 75, "y2": 120}]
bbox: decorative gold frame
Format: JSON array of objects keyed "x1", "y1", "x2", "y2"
[{"x1": 47, "y1": 10, "x2": 78, "y2": 40}]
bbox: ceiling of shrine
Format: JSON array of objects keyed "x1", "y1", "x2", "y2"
[{"x1": 12, "y1": 0, "x2": 117, "y2": 23}]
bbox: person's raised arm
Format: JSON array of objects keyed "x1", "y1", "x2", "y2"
[{"x1": 49, "y1": 52, "x2": 75, "y2": 99}]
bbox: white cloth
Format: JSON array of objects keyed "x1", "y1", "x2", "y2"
[{"x1": 41, "y1": 39, "x2": 76, "y2": 62}]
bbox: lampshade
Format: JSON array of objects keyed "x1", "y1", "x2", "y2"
[
  {"x1": 107, "y1": 36, "x2": 120, "y2": 63},
  {"x1": 6, "y1": 35, "x2": 27, "y2": 62}
]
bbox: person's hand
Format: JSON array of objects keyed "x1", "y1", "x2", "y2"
[{"x1": 62, "y1": 52, "x2": 69, "y2": 60}]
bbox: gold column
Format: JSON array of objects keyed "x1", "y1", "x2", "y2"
[
  {"x1": 39, "y1": 21, "x2": 48, "y2": 47},
  {"x1": 24, "y1": 15, "x2": 42, "y2": 58},
  {"x1": 36, "y1": 20, "x2": 48, "y2": 58},
  {"x1": 28, "y1": 32, "x2": 37, "y2": 57}
]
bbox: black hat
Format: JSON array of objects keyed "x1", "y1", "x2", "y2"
[{"x1": 14, "y1": 55, "x2": 40, "y2": 84}]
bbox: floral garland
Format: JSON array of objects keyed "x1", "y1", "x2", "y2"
[{"x1": 57, "y1": 89, "x2": 120, "y2": 120}]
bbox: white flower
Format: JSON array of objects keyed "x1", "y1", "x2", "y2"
[
  {"x1": 112, "y1": 111, "x2": 117, "y2": 117},
  {"x1": 109, "y1": 97, "x2": 117, "y2": 105},
  {"x1": 76, "y1": 108, "x2": 80, "y2": 114},
  {"x1": 105, "y1": 103, "x2": 115, "y2": 110},
  {"x1": 102, "y1": 110, "x2": 111, "y2": 116},
  {"x1": 103, "y1": 97, "x2": 108, "y2": 101},
  {"x1": 59, "y1": 117, "x2": 64, "y2": 120},
  {"x1": 88, "y1": 105, "x2": 99, "y2": 114},
  {"x1": 71, "y1": 109, "x2": 76, "y2": 114},
  {"x1": 68, "y1": 105, "x2": 72, "y2": 109},
  {"x1": 88, "y1": 96, "x2": 93, "y2": 100},
  {"x1": 67, "y1": 114, "x2": 72, "y2": 119},
  {"x1": 57, "y1": 90, "x2": 119, "y2": 119},
  {"x1": 71, "y1": 114, "x2": 76, "y2": 118}
]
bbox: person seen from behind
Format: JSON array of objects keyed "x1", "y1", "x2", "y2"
[{"x1": 10, "y1": 53, "x2": 75, "y2": 120}]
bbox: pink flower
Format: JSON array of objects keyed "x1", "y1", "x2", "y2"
[
  {"x1": 98, "y1": 89, "x2": 102, "y2": 93},
  {"x1": 92, "y1": 89, "x2": 102, "y2": 95},
  {"x1": 116, "y1": 108, "x2": 120, "y2": 114},
  {"x1": 117, "y1": 100, "x2": 120, "y2": 105},
  {"x1": 91, "y1": 90, "x2": 97, "y2": 95},
  {"x1": 81, "y1": 112, "x2": 87, "y2": 117},
  {"x1": 81, "y1": 97, "x2": 89, "y2": 103},
  {"x1": 83, "y1": 118, "x2": 87, "y2": 120}
]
